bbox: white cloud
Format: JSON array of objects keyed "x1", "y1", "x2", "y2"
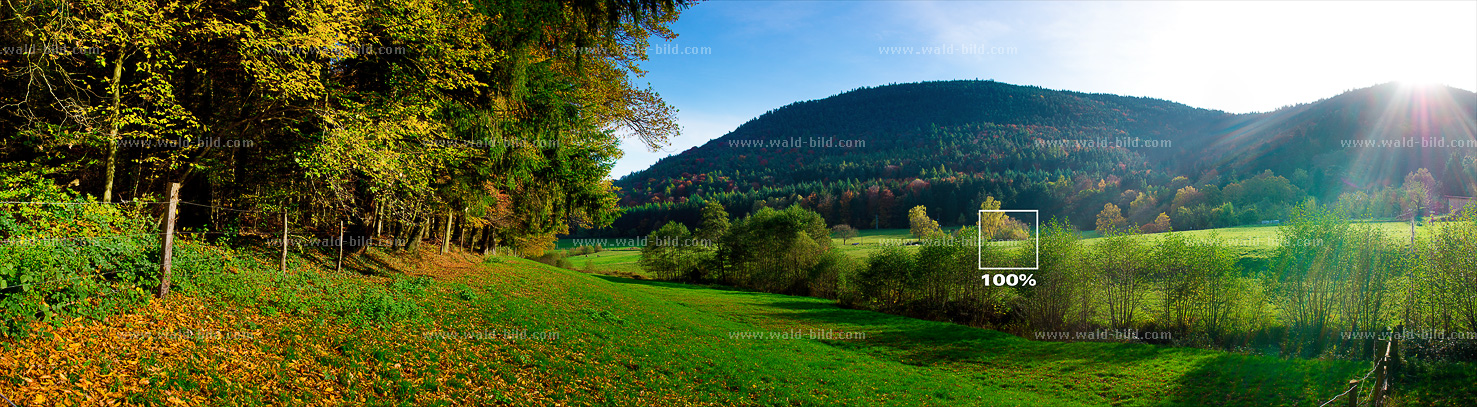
[{"x1": 871, "y1": 1, "x2": 1477, "y2": 112}]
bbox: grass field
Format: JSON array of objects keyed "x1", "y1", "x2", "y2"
[
  {"x1": 558, "y1": 221, "x2": 1439, "y2": 278},
  {"x1": 4, "y1": 241, "x2": 1471, "y2": 406},
  {"x1": 592, "y1": 274, "x2": 1370, "y2": 406}
]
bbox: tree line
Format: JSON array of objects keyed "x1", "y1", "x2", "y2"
[
  {"x1": 597, "y1": 165, "x2": 1317, "y2": 239},
  {"x1": 0, "y1": 0, "x2": 691, "y2": 256}
]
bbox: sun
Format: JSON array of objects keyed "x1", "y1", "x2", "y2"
[
  {"x1": 1396, "y1": 80, "x2": 1442, "y2": 89},
  {"x1": 1393, "y1": 71, "x2": 1445, "y2": 88}
]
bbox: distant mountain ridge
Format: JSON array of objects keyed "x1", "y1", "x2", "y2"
[
  {"x1": 598, "y1": 80, "x2": 1476, "y2": 236},
  {"x1": 1189, "y1": 82, "x2": 1477, "y2": 190}
]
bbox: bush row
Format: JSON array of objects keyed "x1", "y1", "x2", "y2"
[{"x1": 641, "y1": 199, "x2": 1477, "y2": 361}]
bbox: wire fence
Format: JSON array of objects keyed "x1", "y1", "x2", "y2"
[
  {"x1": 0, "y1": 193, "x2": 335, "y2": 294},
  {"x1": 1317, "y1": 339, "x2": 1400, "y2": 407},
  {"x1": 0, "y1": 197, "x2": 265, "y2": 290},
  {"x1": 0, "y1": 199, "x2": 255, "y2": 210},
  {"x1": 0, "y1": 250, "x2": 235, "y2": 292},
  {"x1": 176, "y1": 200, "x2": 263, "y2": 213},
  {"x1": 0, "y1": 233, "x2": 167, "y2": 245},
  {"x1": 0, "y1": 200, "x2": 165, "y2": 205}
]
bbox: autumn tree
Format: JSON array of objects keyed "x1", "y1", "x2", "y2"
[
  {"x1": 1095, "y1": 203, "x2": 1130, "y2": 235},
  {"x1": 1170, "y1": 186, "x2": 1205, "y2": 215},
  {"x1": 0, "y1": 0, "x2": 692, "y2": 258},
  {"x1": 831, "y1": 224, "x2": 859, "y2": 244},
  {"x1": 977, "y1": 196, "x2": 1005, "y2": 240},
  {"x1": 1140, "y1": 212, "x2": 1172, "y2": 234},
  {"x1": 1127, "y1": 192, "x2": 1159, "y2": 225},
  {"x1": 908, "y1": 205, "x2": 943, "y2": 239}
]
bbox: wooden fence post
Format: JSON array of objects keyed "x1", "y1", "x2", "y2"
[
  {"x1": 1346, "y1": 380, "x2": 1359, "y2": 407},
  {"x1": 1370, "y1": 340, "x2": 1389, "y2": 406},
  {"x1": 1390, "y1": 338, "x2": 1401, "y2": 373},
  {"x1": 337, "y1": 220, "x2": 345, "y2": 273},
  {"x1": 280, "y1": 209, "x2": 288, "y2": 273},
  {"x1": 157, "y1": 182, "x2": 180, "y2": 298}
]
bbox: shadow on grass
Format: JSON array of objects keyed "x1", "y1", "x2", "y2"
[
  {"x1": 235, "y1": 239, "x2": 345, "y2": 274},
  {"x1": 592, "y1": 275, "x2": 758, "y2": 292},
  {"x1": 597, "y1": 274, "x2": 1171, "y2": 363},
  {"x1": 1161, "y1": 352, "x2": 1366, "y2": 406},
  {"x1": 345, "y1": 249, "x2": 413, "y2": 276},
  {"x1": 594, "y1": 273, "x2": 1381, "y2": 406}
]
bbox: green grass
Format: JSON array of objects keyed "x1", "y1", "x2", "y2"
[
  {"x1": 566, "y1": 249, "x2": 646, "y2": 277},
  {"x1": 521, "y1": 221, "x2": 1474, "y2": 405},
  {"x1": 10, "y1": 240, "x2": 1471, "y2": 405},
  {"x1": 469, "y1": 258, "x2": 1409, "y2": 406},
  {"x1": 478, "y1": 258, "x2": 1083, "y2": 405}
]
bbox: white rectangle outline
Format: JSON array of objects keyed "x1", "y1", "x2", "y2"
[{"x1": 978, "y1": 209, "x2": 1039, "y2": 270}]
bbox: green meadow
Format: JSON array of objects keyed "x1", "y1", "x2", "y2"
[{"x1": 558, "y1": 221, "x2": 1437, "y2": 279}]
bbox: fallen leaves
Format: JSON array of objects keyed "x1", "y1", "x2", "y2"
[{"x1": 0, "y1": 248, "x2": 736, "y2": 406}]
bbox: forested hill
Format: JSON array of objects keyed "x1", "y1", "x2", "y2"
[
  {"x1": 1187, "y1": 82, "x2": 1477, "y2": 194},
  {"x1": 714, "y1": 79, "x2": 1231, "y2": 152},
  {"x1": 619, "y1": 80, "x2": 1231, "y2": 197},
  {"x1": 596, "y1": 81, "x2": 1477, "y2": 237}
]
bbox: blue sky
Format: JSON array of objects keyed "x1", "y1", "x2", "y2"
[{"x1": 611, "y1": 1, "x2": 1477, "y2": 179}]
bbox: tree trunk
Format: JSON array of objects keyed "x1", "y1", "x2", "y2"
[
  {"x1": 458, "y1": 214, "x2": 468, "y2": 249},
  {"x1": 440, "y1": 209, "x2": 454, "y2": 254},
  {"x1": 390, "y1": 219, "x2": 403, "y2": 250},
  {"x1": 407, "y1": 215, "x2": 428, "y2": 253},
  {"x1": 129, "y1": 152, "x2": 143, "y2": 199},
  {"x1": 102, "y1": 52, "x2": 125, "y2": 202},
  {"x1": 469, "y1": 225, "x2": 483, "y2": 254}
]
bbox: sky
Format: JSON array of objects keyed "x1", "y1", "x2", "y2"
[{"x1": 610, "y1": 0, "x2": 1477, "y2": 179}]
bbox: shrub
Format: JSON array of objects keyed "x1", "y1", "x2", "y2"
[
  {"x1": 569, "y1": 245, "x2": 601, "y2": 257},
  {"x1": 855, "y1": 246, "x2": 915, "y2": 312},
  {"x1": 1016, "y1": 219, "x2": 1085, "y2": 332},
  {"x1": 1270, "y1": 202, "x2": 1352, "y2": 357},
  {"x1": 0, "y1": 172, "x2": 160, "y2": 338},
  {"x1": 639, "y1": 221, "x2": 702, "y2": 280},
  {"x1": 1092, "y1": 232, "x2": 1150, "y2": 329},
  {"x1": 452, "y1": 283, "x2": 478, "y2": 301},
  {"x1": 718, "y1": 206, "x2": 830, "y2": 293},
  {"x1": 529, "y1": 251, "x2": 574, "y2": 269},
  {"x1": 353, "y1": 287, "x2": 424, "y2": 325},
  {"x1": 390, "y1": 275, "x2": 434, "y2": 296},
  {"x1": 807, "y1": 250, "x2": 858, "y2": 300},
  {"x1": 1420, "y1": 210, "x2": 1477, "y2": 336}
]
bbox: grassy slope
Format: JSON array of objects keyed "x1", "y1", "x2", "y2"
[
  {"x1": 598, "y1": 276, "x2": 1376, "y2": 406},
  {"x1": 4, "y1": 242, "x2": 1469, "y2": 406}
]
